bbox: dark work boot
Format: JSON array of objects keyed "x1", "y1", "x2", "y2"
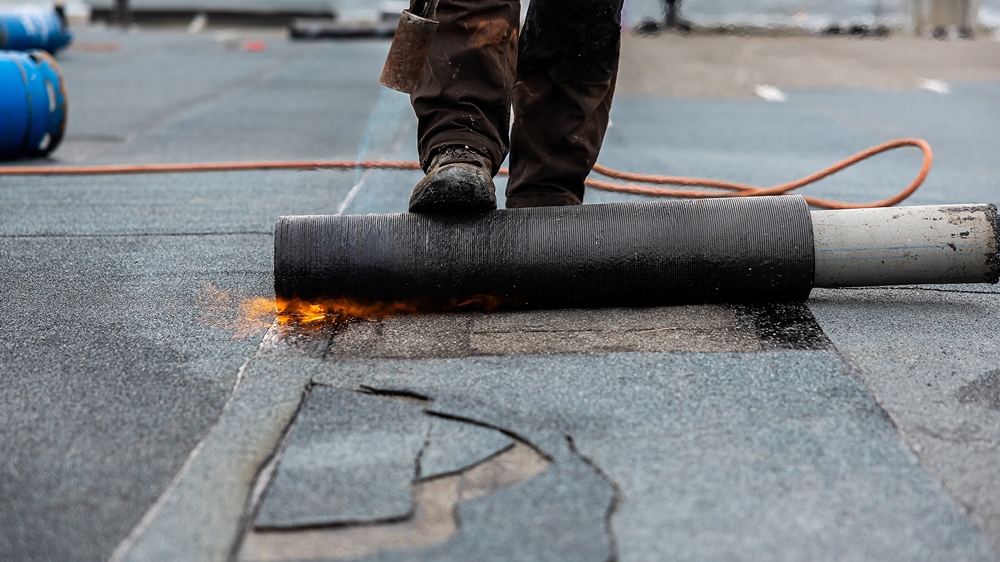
[{"x1": 409, "y1": 146, "x2": 497, "y2": 213}]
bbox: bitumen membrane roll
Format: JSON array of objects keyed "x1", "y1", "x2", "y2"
[{"x1": 274, "y1": 195, "x2": 815, "y2": 308}]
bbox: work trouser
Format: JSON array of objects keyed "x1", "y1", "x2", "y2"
[{"x1": 411, "y1": 0, "x2": 625, "y2": 207}]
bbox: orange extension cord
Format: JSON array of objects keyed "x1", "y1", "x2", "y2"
[{"x1": 0, "y1": 138, "x2": 931, "y2": 210}]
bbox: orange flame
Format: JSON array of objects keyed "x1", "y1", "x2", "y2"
[
  {"x1": 274, "y1": 296, "x2": 422, "y2": 326},
  {"x1": 197, "y1": 283, "x2": 520, "y2": 339},
  {"x1": 273, "y1": 294, "x2": 518, "y2": 326}
]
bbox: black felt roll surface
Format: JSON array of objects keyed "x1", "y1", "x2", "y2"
[{"x1": 274, "y1": 195, "x2": 815, "y2": 307}]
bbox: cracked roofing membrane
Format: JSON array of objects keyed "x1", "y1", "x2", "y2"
[{"x1": 2, "y1": 27, "x2": 1000, "y2": 562}]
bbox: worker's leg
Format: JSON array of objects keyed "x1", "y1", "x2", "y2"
[
  {"x1": 506, "y1": 0, "x2": 624, "y2": 208},
  {"x1": 410, "y1": 0, "x2": 520, "y2": 176}
]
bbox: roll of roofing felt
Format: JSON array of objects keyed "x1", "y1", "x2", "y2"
[{"x1": 274, "y1": 195, "x2": 816, "y2": 307}]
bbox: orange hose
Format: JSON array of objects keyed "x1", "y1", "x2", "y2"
[
  {"x1": 587, "y1": 138, "x2": 932, "y2": 210},
  {"x1": 0, "y1": 159, "x2": 423, "y2": 174},
  {"x1": 0, "y1": 138, "x2": 931, "y2": 209}
]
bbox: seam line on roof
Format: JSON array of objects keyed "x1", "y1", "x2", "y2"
[
  {"x1": 108, "y1": 327, "x2": 268, "y2": 562},
  {"x1": 226, "y1": 382, "x2": 313, "y2": 562},
  {"x1": 826, "y1": 286, "x2": 1000, "y2": 296},
  {"x1": 566, "y1": 434, "x2": 621, "y2": 562}
]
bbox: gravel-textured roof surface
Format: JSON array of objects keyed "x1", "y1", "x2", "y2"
[{"x1": 2, "y1": 27, "x2": 999, "y2": 562}]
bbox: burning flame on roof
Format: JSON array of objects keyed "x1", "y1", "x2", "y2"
[
  {"x1": 198, "y1": 283, "x2": 516, "y2": 339},
  {"x1": 273, "y1": 296, "x2": 422, "y2": 326}
]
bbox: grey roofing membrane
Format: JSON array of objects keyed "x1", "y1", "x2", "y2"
[
  {"x1": 367, "y1": 436, "x2": 615, "y2": 562},
  {"x1": 419, "y1": 416, "x2": 513, "y2": 479},
  {"x1": 0, "y1": 234, "x2": 270, "y2": 562},
  {"x1": 0, "y1": 170, "x2": 356, "y2": 236},
  {"x1": 1, "y1": 26, "x2": 999, "y2": 562},
  {"x1": 315, "y1": 351, "x2": 996, "y2": 561},
  {"x1": 255, "y1": 387, "x2": 430, "y2": 528},
  {"x1": 810, "y1": 287, "x2": 1000, "y2": 552}
]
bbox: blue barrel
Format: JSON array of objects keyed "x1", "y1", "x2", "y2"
[
  {"x1": 0, "y1": 6, "x2": 73, "y2": 53},
  {"x1": 0, "y1": 50, "x2": 68, "y2": 159}
]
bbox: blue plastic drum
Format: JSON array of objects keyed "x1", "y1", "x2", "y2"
[
  {"x1": 0, "y1": 50, "x2": 68, "y2": 159},
  {"x1": 0, "y1": 6, "x2": 73, "y2": 53}
]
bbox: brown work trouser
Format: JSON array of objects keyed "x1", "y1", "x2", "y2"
[{"x1": 411, "y1": 0, "x2": 624, "y2": 207}]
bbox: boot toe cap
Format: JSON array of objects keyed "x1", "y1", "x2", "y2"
[{"x1": 409, "y1": 163, "x2": 497, "y2": 213}]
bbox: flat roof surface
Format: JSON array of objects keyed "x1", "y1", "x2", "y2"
[{"x1": 2, "y1": 27, "x2": 1000, "y2": 562}]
